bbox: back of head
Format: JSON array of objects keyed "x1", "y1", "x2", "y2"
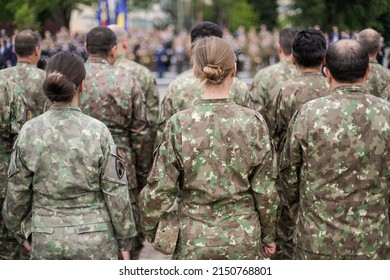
[
  {"x1": 279, "y1": 27, "x2": 299, "y2": 55},
  {"x1": 326, "y1": 39, "x2": 369, "y2": 83},
  {"x1": 292, "y1": 28, "x2": 327, "y2": 68},
  {"x1": 357, "y1": 28, "x2": 380, "y2": 56},
  {"x1": 86, "y1": 26, "x2": 117, "y2": 57},
  {"x1": 107, "y1": 24, "x2": 127, "y2": 42},
  {"x1": 190, "y1": 21, "x2": 223, "y2": 43},
  {"x1": 192, "y1": 36, "x2": 235, "y2": 86},
  {"x1": 14, "y1": 29, "x2": 40, "y2": 57},
  {"x1": 43, "y1": 51, "x2": 86, "y2": 103}
]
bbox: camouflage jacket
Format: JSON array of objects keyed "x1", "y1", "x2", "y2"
[
  {"x1": 80, "y1": 57, "x2": 153, "y2": 189},
  {"x1": 157, "y1": 69, "x2": 254, "y2": 146},
  {"x1": 267, "y1": 72, "x2": 331, "y2": 150},
  {"x1": 2, "y1": 104, "x2": 136, "y2": 250},
  {"x1": 115, "y1": 55, "x2": 159, "y2": 143},
  {"x1": 384, "y1": 84, "x2": 390, "y2": 101},
  {"x1": 0, "y1": 81, "x2": 27, "y2": 198},
  {"x1": 366, "y1": 60, "x2": 390, "y2": 98},
  {"x1": 141, "y1": 99, "x2": 279, "y2": 250},
  {"x1": 0, "y1": 63, "x2": 47, "y2": 118},
  {"x1": 280, "y1": 85, "x2": 390, "y2": 258},
  {"x1": 250, "y1": 59, "x2": 297, "y2": 113}
]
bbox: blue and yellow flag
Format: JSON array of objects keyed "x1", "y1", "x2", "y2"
[
  {"x1": 97, "y1": 0, "x2": 110, "y2": 26},
  {"x1": 115, "y1": 0, "x2": 128, "y2": 30}
]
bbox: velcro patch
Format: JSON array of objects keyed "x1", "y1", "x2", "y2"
[{"x1": 104, "y1": 144, "x2": 128, "y2": 184}]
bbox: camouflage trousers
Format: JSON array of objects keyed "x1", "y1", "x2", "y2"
[
  {"x1": 294, "y1": 247, "x2": 390, "y2": 260},
  {"x1": 172, "y1": 237, "x2": 264, "y2": 260},
  {"x1": 272, "y1": 204, "x2": 295, "y2": 260},
  {"x1": 0, "y1": 198, "x2": 20, "y2": 260},
  {"x1": 30, "y1": 222, "x2": 118, "y2": 260},
  {"x1": 129, "y1": 188, "x2": 144, "y2": 260}
]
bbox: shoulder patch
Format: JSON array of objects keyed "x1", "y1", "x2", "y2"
[{"x1": 104, "y1": 144, "x2": 128, "y2": 184}]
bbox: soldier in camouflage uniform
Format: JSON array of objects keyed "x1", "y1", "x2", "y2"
[
  {"x1": 2, "y1": 51, "x2": 136, "y2": 259},
  {"x1": 0, "y1": 81, "x2": 28, "y2": 260},
  {"x1": 384, "y1": 84, "x2": 390, "y2": 101},
  {"x1": 280, "y1": 39, "x2": 390, "y2": 259},
  {"x1": 80, "y1": 27, "x2": 152, "y2": 259},
  {"x1": 108, "y1": 24, "x2": 158, "y2": 259},
  {"x1": 250, "y1": 28, "x2": 299, "y2": 114},
  {"x1": 108, "y1": 25, "x2": 159, "y2": 144},
  {"x1": 267, "y1": 29, "x2": 331, "y2": 260},
  {"x1": 357, "y1": 28, "x2": 390, "y2": 98},
  {"x1": 0, "y1": 30, "x2": 47, "y2": 118},
  {"x1": 157, "y1": 22, "x2": 254, "y2": 146},
  {"x1": 140, "y1": 37, "x2": 279, "y2": 260}
]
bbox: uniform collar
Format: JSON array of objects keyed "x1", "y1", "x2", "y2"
[
  {"x1": 49, "y1": 103, "x2": 82, "y2": 112},
  {"x1": 332, "y1": 85, "x2": 369, "y2": 95},
  {"x1": 86, "y1": 57, "x2": 110, "y2": 65},
  {"x1": 195, "y1": 98, "x2": 234, "y2": 106}
]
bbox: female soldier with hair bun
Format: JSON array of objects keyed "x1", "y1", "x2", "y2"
[
  {"x1": 2, "y1": 51, "x2": 136, "y2": 260},
  {"x1": 140, "y1": 37, "x2": 279, "y2": 260}
]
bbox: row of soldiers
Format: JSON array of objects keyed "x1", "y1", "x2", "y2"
[{"x1": 0, "y1": 20, "x2": 390, "y2": 259}]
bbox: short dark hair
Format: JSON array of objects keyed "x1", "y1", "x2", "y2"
[
  {"x1": 279, "y1": 28, "x2": 299, "y2": 55},
  {"x1": 357, "y1": 28, "x2": 380, "y2": 56},
  {"x1": 86, "y1": 26, "x2": 117, "y2": 57},
  {"x1": 190, "y1": 21, "x2": 223, "y2": 43},
  {"x1": 292, "y1": 28, "x2": 327, "y2": 68},
  {"x1": 326, "y1": 39, "x2": 369, "y2": 83},
  {"x1": 43, "y1": 51, "x2": 86, "y2": 103},
  {"x1": 14, "y1": 30, "x2": 40, "y2": 57}
]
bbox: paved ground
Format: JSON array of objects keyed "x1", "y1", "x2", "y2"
[{"x1": 138, "y1": 241, "x2": 172, "y2": 260}]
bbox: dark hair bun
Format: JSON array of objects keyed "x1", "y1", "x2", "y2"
[{"x1": 43, "y1": 72, "x2": 76, "y2": 102}]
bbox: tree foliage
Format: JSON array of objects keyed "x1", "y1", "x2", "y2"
[
  {"x1": 290, "y1": 0, "x2": 390, "y2": 34},
  {"x1": 4, "y1": 0, "x2": 94, "y2": 29},
  {"x1": 248, "y1": 0, "x2": 278, "y2": 30}
]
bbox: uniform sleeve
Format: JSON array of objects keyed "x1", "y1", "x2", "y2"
[
  {"x1": 263, "y1": 87, "x2": 282, "y2": 140},
  {"x1": 279, "y1": 108, "x2": 306, "y2": 215},
  {"x1": 249, "y1": 113, "x2": 279, "y2": 244},
  {"x1": 129, "y1": 79, "x2": 153, "y2": 188},
  {"x1": 249, "y1": 77, "x2": 266, "y2": 113},
  {"x1": 2, "y1": 136, "x2": 33, "y2": 243},
  {"x1": 139, "y1": 117, "x2": 182, "y2": 242},
  {"x1": 144, "y1": 75, "x2": 159, "y2": 144},
  {"x1": 155, "y1": 88, "x2": 175, "y2": 148},
  {"x1": 100, "y1": 129, "x2": 137, "y2": 250}
]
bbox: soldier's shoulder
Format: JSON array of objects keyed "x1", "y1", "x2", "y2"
[{"x1": 253, "y1": 63, "x2": 281, "y2": 80}]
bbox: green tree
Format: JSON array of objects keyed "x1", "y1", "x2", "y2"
[
  {"x1": 5, "y1": 0, "x2": 94, "y2": 29},
  {"x1": 248, "y1": 0, "x2": 278, "y2": 30},
  {"x1": 290, "y1": 0, "x2": 390, "y2": 34}
]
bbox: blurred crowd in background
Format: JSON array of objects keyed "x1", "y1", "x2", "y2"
[{"x1": 1, "y1": 24, "x2": 389, "y2": 78}]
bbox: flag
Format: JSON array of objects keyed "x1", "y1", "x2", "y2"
[
  {"x1": 115, "y1": 0, "x2": 128, "y2": 30},
  {"x1": 97, "y1": 0, "x2": 110, "y2": 26}
]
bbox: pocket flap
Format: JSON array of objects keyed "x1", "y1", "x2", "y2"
[
  {"x1": 76, "y1": 223, "x2": 108, "y2": 234},
  {"x1": 32, "y1": 227, "x2": 54, "y2": 234}
]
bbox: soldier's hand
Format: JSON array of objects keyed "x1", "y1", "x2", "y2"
[
  {"x1": 119, "y1": 250, "x2": 130, "y2": 260},
  {"x1": 23, "y1": 240, "x2": 31, "y2": 251},
  {"x1": 262, "y1": 242, "x2": 276, "y2": 258}
]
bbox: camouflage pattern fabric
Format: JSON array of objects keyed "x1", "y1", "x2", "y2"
[
  {"x1": 268, "y1": 72, "x2": 332, "y2": 149},
  {"x1": 141, "y1": 99, "x2": 279, "y2": 260},
  {"x1": 115, "y1": 55, "x2": 159, "y2": 144},
  {"x1": 366, "y1": 60, "x2": 390, "y2": 98},
  {"x1": 280, "y1": 85, "x2": 390, "y2": 259},
  {"x1": 0, "y1": 80, "x2": 28, "y2": 260},
  {"x1": 80, "y1": 57, "x2": 153, "y2": 190},
  {"x1": 267, "y1": 72, "x2": 331, "y2": 260},
  {"x1": 384, "y1": 84, "x2": 390, "y2": 101},
  {"x1": 156, "y1": 69, "x2": 254, "y2": 146},
  {"x1": 2, "y1": 104, "x2": 136, "y2": 259},
  {"x1": 80, "y1": 57, "x2": 152, "y2": 258},
  {"x1": 250, "y1": 59, "x2": 297, "y2": 113},
  {"x1": 0, "y1": 63, "x2": 47, "y2": 118}
]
